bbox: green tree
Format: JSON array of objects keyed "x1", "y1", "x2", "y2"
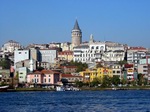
[
  {"x1": 0, "y1": 58, "x2": 11, "y2": 69},
  {"x1": 111, "y1": 75, "x2": 120, "y2": 86},
  {"x1": 75, "y1": 80, "x2": 83, "y2": 87},
  {"x1": 118, "y1": 60, "x2": 127, "y2": 67},
  {"x1": 120, "y1": 78, "x2": 127, "y2": 85},
  {"x1": 137, "y1": 73, "x2": 143, "y2": 86},
  {"x1": 90, "y1": 77, "x2": 101, "y2": 87},
  {"x1": 101, "y1": 75, "x2": 111, "y2": 87}
]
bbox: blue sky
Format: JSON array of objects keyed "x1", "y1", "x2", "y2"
[{"x1": 0, "y1": 0, "x2": 150, "y2": 48}]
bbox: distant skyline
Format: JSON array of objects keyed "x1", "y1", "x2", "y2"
[{"x1": 0, "y1": 0, "x2": 150, "y2": 48}]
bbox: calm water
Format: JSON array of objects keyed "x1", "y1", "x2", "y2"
[{"x1": 0, "y1": 90, "x2": 150, "y2": 112}]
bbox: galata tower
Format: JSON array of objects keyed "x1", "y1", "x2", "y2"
[{"x1": 71, "y1": 20, "x2": 82, "y2": 48}]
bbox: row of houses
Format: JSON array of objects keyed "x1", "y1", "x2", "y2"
[{"x1": 1, "y1": 39, "x2": 150, "y2": 86}]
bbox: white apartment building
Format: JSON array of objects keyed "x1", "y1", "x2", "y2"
[
  {"x1": 127, "y1": 47, "x2": 147, "y2": 68},
  {"x1": 73, "y1": 45, "x2": 89, "y2": 63},
  {"x1": 2, "y1": 40, "x2": 22, "y2": 53},
  {"x1": 102, "y1": 50, "x2": 125, "y2": 62},
  {"x1": 73, "y1": 39, "x2": 126, "y2": 63},
  {"x1": 111, "y1": 64, "x2": 122, "y2": 79},
  {"x1": 14, "y1": 49, "x2": 30, "y2": 63},
  {"x1": 127, "y1": 51, "x2": 146, "y2": 68},
  {"x1": 39, "y1": 49, "x2": 57, "y2": 64}
]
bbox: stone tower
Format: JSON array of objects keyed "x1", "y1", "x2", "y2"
[{"x1": 71, "y1": 20, "x2": 82, "y2": 48}]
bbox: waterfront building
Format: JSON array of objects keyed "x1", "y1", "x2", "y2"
[
  {"x1": 80, "y1": 67, "x2": 113, "y2": 82},
  {"x1": 61, "y1": 73, "x2": 83, "y2": 84},
  {"x1": 27, "y1": 70, "x2": 60, "y2": 86},
  {"x1": 17, "y1": 67, "x2": 28, "y2": 83},
  {"x1": 138, "y1": 56, "x2": 150, "y2": 81},
  {"x1": 111, "y1": 64, "x2": 122, "y2": 79},
  {"x1": 123, "y1": 64, "x2": 138, "y2": 81},
  {"x1": 0, "y1": 69, "x2": 10, "y2": 84},
  {"x1": 71, "y1": 20, "x2": 82, "y2": 48}
]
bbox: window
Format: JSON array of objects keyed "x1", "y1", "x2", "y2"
[
  {"x1": 96, "y1": 46, "x2": 99, "y2": 49},
  {"x1": 37, "y1": 79, "x2": 39, "y2": 82},
  {"x1": 19, "y1": 52, "x2": 21, "y2": 54},
  {"x1": 117, "y1": 71, "x2": 120, "y2": 73},
  {"x1": 100, "y1": 46, "x2": 104, "y2": 50},
  {"x1": 113, "y1": 71, "x2": 115, "y2": 73},
  {"x1": 45, "y1": 79, "x2": 46, "y2": 83},
  {"x1": 49, "y1": 79, "x2": 50, "y2": 82}
]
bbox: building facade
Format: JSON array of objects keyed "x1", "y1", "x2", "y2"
[
  {"x1": 27, "y1": 70, "x2": 60, "y2": 86},
  {"x1": 80, "y1": 67, "x2": 113, "y2": 82},
  {"x1": 38, "y1": 49, "x2": 57, "y2": 64},
  {"x1": 58, "y1": 51, "x2": 73, "y2": 62}
]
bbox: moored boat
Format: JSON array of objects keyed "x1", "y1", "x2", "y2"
[
  {"x1": 0, "y1": 85, "x2": 9, "y2": 92},
  {"x1": 56, "y1": 86, "x2": 65, "y2": 91}
]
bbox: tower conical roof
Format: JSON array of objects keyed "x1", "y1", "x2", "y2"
[{"x1": 73, "y1": 20, "x2": 80, "y2": 30}]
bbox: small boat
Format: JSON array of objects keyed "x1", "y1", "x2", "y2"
[
  {"x1": 56, "y1": 86, "x2": 65, "y2": 91},
  {"x1": 112, "y1": 87, "x2": 117, "y2": 90},
  {"x1": 0, "y1": 85, "x2": 9, "y2": 92}
]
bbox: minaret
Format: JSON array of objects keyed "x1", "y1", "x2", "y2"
[
  {"x1": 89, "y1": 34, "x2": 94, "y2": 44},
  {"x1": 29, "y1": 58, "x2": 34, "y2": 72},
  {"x1": 71, "y1": 20, "x2": 82, "y2": 48}
]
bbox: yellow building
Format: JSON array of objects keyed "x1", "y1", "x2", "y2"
[
  {"x1": 58, "y1": 50, "x2": 73, "y2": 62},
  {"x1": 80, "y1": 67, "x2": 113, "y2": 82}
]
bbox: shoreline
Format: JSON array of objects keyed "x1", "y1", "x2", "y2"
[{"x1": 2, "y1": 86, "x2": 150, "y2": 92}]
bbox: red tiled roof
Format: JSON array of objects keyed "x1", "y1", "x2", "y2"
[
  {"x1": 128, "y1": 47, "x2": 146, "y2": 50},
  {"x1": 28, "y1": 69, "x2": 60, "y2": 75},
  {"x1": 124, "y1": 64, "x2": 133, "y2": 68},
  {"x1": 58, "y1": 51, "x2": 73, "y2": 55}
]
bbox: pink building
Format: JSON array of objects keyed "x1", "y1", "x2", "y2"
[{"x1": 27, "y1": 70, "x2": 60, "y2": 86}]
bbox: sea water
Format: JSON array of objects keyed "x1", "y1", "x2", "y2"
[{"x1": 0, "y1": 90, "x2": 150, "y2": 112}]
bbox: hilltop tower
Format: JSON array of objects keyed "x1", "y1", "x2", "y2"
[{"x1": 71, "y1": 20, "x2": 82, "y2": 48}]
